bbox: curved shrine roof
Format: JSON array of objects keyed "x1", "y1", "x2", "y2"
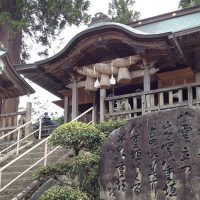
[{"x1": 16, "y1": 6, "x2": 200, "y2": 97}]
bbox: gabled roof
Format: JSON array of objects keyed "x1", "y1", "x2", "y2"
[
  {"x1": 131, "y1": 6, "x2": 200, "y2": 34},
  {"x1": 15, "y1": 22, "x2": 179, "y2": 97},
  {"x1": 0, "y1": 48, "x2": 34, "y2": 99},
  {"x1": 15, "y1": 6, "x2": 200, "y2": 97}
]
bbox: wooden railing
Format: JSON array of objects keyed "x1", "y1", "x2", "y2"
[{"x1": 105, "y1": 83, "x2": 200, "y2": 120}]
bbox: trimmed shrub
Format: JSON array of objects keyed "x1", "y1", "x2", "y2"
[
  {"x1": 39, "y1": 186, "x2": 89, "y2": 200},
  {"x1": 49, "y1": 122, "x2": 105, "y2": 155},
  {"x1": 33, "y1": 162, "x2": 72, "y2": 181}
]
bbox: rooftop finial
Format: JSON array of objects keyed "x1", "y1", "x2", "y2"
[{"x1": 88, "y1": 12, "x2": 112, "y2": 27}]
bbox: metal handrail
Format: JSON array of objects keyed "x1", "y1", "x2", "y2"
[
  {"x1": 0, "y1": 146, "x2": 60, "y2": 192},
  {"x1": 71, "y1": 107, "x2": 94, "y2": 122},
  {"x1": 0, "y1": 117, "x2": 42, "y2": 156},
  {"x1": 0, "y1": 106, "x2": 94, "y2": 192},
  {"x1": 0, "y1": 116, "x2": 42, "y2": 141},
  {"x1": 0, "y1": 129, "x2": 39, "y2": 156}
]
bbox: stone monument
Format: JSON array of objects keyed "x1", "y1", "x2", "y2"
[{"x1": 99, "y1": 107, "x2": 200, "y2": 200}]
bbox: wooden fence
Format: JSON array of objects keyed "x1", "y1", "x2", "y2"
[
  {"x1": 0, "y1": 102, "x2": 32, "y2": 140},
  {"x1": 104, "y1": 82, "x2": 200, "y2": 120}
]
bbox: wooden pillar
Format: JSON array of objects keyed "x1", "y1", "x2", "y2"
[
  {"x1": 143, "y1": 64, "x2": 151, "y2": 92},
  {"x1": 143, "y1": 62, "x2": 151, "y2": 113},
  {"x1": 71, "y1": 81, "x2": 78, "y2": 120},
  {"x1": 64, "y1": 96, "x2": 69, "y2": 123},
  {"x1": 25, "y1": 102, "x2": 32, "y2": 137},
  {"x1": 92, "y1": 103, "x2": 97, "y2": 123},
  {"x1": 100, "y1": 89, "x2": 106, "y2": 122}
]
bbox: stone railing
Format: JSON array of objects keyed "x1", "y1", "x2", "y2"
[{"x1": 104, "y1": 82, "x2": 200, "y2": 120}]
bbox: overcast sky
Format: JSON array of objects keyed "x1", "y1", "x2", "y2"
[
  {"x1": 22, "y1": 0, "x2": 181, "y2": 116},
  {"x1": 90, "y1": 0, "x2": 180, "y2": 18}
]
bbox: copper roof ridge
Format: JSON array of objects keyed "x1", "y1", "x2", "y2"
[{"x1": 130, "y1": 5, "x2": 200, "y2": 28}]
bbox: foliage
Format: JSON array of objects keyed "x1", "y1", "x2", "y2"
[
  {"x1": 179, "y1": 0, "x2": 200, "y2": 8},
  {"x1": 34, "y1": 154, "x2": 100, "y2": 199},
  {"x1": 49, "y1": 122, "x2": 105, "y2": 155},
  {"x1": 108, "y1": 0, "x2": 140, "y2": 24},
  {"x1": 0, "y1": 0, "x2": 90, "y2": 59},
  {"x1": 35, "y1": 120, "x2": 125, "y2": 199},
  {"x1": 52, "y1": 115, "x2": 64, "y2": 126},
  {"x1": 33, "y1": 154, "x2": 99, "y2": 181},
  {"x1": 39, "y1": 186, "x2": 89, "y2": 200},
  {"x1": 95, "y1": 120, "x2": 126, "y2": 137},
  {"x1": 70, "y1": 154, "x2": 100, "y2": 196},
  {"x1": 33, "y1": 162, "x2": 72, "y2": 181}
]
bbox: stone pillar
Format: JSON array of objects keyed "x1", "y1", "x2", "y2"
[
  {"x1": 71, "y1": 81, "x2": 78, "y2": 120},
  {"x1": 100, "y1": 89, "x2": 106, "y2": 122}
]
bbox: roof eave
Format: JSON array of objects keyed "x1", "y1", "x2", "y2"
[
  {"x1": 34, "y1": 23, "x2": 172, "y2": 67},
  {"x1": 130, "y1": 5, "x2": 200, "y2": 28}
]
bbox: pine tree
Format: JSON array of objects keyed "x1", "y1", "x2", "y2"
[
  {"x1": 108, "y1": 0, "x2": 140, "y2": 24},
  {"x1": 0, "y1": 0, "x2": 90, "y2": 62},
  {"x1": 179, "y1": 0, "x2": 200, "y2": 8},
  {"x1": 0, "y1": 0, "x2": 90, "y2": 128}
]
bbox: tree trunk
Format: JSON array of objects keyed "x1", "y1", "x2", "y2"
[
  {"x1": 0, "y1": 23, "x2": 22, "y2": 63},
  {"x1": 0, "y1": 22, "x2": 22, "y2": 139}
]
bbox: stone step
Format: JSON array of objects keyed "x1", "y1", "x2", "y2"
[
  {"x1": 1, "y1": 179, "x2": 34, "y2": 190},
  {"x1": 0, "y1": 143, "x2": 69, "y2": 199},
  {"x1": 1, "y1": 177, "x2": 33, "y2": 186},
  {"x1": 4, "y1": 151, "x2": 63, "y2": 167},
  {"x1": 0, "y1": 189, "x2": 23, "y2": 200},
  {"x1": 2, "y1": 163, "x2": 44, "y2": 173},
  {"x1": 0, "y1": 195, "x2": 10, "y2": 200},
  {"x1": 1, "y1": 171, "x2": 34, "y2": 181}
]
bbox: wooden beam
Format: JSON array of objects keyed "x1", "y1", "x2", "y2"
[
  {"x1": 168, "y1": 34, "x2": 185, "y2": 62},
  {"x1": 0, "y1": 111, "x2": 25, "y2": 117},
  {"x1": 0, "y1": 126, "x2": 18, "y2": 131}
]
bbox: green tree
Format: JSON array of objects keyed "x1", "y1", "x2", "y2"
[
  {"x1": 0, "y1": 0, "x2": 90, "y2": 62},
  {"x1": 33, "y1": 120, "x2": 126, "y2": 199},
  {"x1": 108, "y1": 0, "x2": 140, "y2": 24},
  {"x1": 48, "y1": 122, "x2": 105, "y2": 156},
  {"x1": 179, "y1": 0, "x2": 200, "y2": 8}
]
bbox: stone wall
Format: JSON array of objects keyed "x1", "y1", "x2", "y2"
[{"x1": 99, "y1": 107, "x2": 200, "y2": 200}]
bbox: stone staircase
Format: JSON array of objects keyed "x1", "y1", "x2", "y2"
[{"x1": 0, "y1": 140, "x2": 68, "y2": 200}]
